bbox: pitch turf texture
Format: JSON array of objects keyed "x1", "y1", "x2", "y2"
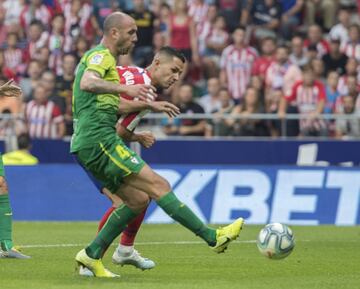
[{"x1": 1, "y1": 223, "x2": 359, "y2": 289}]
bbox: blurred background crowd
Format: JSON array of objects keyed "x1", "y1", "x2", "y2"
[{"x1": 0, "y1": 0, "x2": 360, "y2": 141}]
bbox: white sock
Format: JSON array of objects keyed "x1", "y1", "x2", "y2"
[{"x1": 117, "y1": 244, "x2": 134, "y2": 256}]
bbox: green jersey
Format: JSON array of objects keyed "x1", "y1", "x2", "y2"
[{"x1": 71, "y1": 44, "x2": 120, "y2": 152}]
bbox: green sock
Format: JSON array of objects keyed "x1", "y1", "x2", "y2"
[
  {"x1": 0, "y1": 194, "x2": 14, "y2": 251},
  {"x1": 86, "y1": 204, "x2": 138, "y2": 259},
  {"x1": 157, "y1": 191, "x2": 216, "y2": 246}
]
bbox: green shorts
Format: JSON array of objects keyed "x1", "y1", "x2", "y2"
[
  {"x1": 0, "y1": 154, "x2": 4, "y2": 177},
  {"x1": 76, "y1": 137, "x2": 145, "y2": 194}
]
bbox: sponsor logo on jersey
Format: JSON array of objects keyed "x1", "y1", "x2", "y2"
[{"x1": 89, "y1": 54, "x2": 104, "y2": 65}]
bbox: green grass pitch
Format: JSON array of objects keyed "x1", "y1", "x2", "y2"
[{"x1": 1, "y1": 222, "x2": 359, "y2": 289}]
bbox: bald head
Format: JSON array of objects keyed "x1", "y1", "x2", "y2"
[{"x1": 103, "y1": 12, "x2": 135, "y2": 35}]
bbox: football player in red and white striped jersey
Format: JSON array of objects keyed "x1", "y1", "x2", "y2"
[{"x1": 79, "y1": 47, "x2": 185, "y2": 276}]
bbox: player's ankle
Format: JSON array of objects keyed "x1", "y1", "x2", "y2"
[{"x1": 117, "y1": 244, "x2": 134, "y2": 256}]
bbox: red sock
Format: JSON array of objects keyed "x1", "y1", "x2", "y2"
[
  {"x1": 120, "y1": 208, "x2": 147, "y2": 246},
  {"x1": 97, "y1": 206, "x2": 116, "y2": 233}
]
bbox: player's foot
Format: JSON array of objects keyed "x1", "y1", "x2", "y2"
[
  {"x1": 75, "y1": 249, "x2": 119, "y2": 278},
  {"x1": 212, "y1": 218, "x2": 244, "y2": 254},
  {"x1": 112, "y1": 246, "x2": 156, "y2": 270},
  {"x1": 0, "y1": 247, "x2": 31, "y2": 259}
]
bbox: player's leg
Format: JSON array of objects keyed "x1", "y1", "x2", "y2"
[
  {"x1": 0, "y1": 157, "x2": 30, "y2": 259},
  {"x1": 100, "y1": 189, "x2": 155, "y2": 270},
  {"x1": 76, "y1": 153, "x2": 153, "y2": 269},
  {"x1": 75, "y1": 140, "x2": 149, "y2": 277},
  {"x1": 122, "y1": 165, "x2": 244, "y2": 253}
]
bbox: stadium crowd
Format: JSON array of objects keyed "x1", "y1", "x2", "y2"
[{"x1": 0, "y1": 0, "x2": 359, "y2": 140}]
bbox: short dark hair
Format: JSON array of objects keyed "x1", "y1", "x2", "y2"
[
  {"x1": 18, "y1": 133, "x2": 32, "y2": 150},
  {"x1": 158, "y1": 46, "x2": 186, "y2": 63},
  {"x1": 233, "y1": 26, "x2": 246, "y2": 33}
]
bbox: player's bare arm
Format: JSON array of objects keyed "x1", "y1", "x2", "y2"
[
  {"x1": 80, "y1": 70, "x2": 157, "y2": 100},
  {"x1": 118, "y1": 97, "x2": 180, "y2": 118},
  {"x1": 116, "y1": 124, "x2": 155, "y2": 148},
  {"x1": 0, "y1": 79, "x2": 22, "y2": 98}
]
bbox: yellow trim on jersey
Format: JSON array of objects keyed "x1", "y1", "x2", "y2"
[{"x1": 99, "y1": 143, "x2": 131, "y2": 176}]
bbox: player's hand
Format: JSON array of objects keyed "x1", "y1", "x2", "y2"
[
  {"x1": 0, "y1": 79, "x2": 23, "y2": 97},
  {"x1": 148, "y1": 101, "x2": 180, "y2": 118},
  {"x1": 136, "y1": 131, "x2": 155, "y2": 148},
  {"x1": 125, "y1": 84, "x2": 157, "y2": 102}
]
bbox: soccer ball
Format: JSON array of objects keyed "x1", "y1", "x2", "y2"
[{"x1": 256, "y1": 223, "x2": 295, "y2": 260}]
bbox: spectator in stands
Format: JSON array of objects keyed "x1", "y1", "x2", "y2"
[
  {"x1": 25, "y1": 83, "x2": 65, "y2": 139},
  {"x1": 2, "y1": 133, "x2": 39, "y2": 165},
  {"x1": 197, "y1": 4, "x2": 218, "y2": 59},
  {"x1": 20, "y1": 0, "x2": 53, "y2": 29},
  {"x1": 0, "y1": 49, "x2": 16, "y2": 81},
  {"x1": 157, "y1": 3, "x2": 171, "y2": 35},
  {"x1": 25, "y1": 20, "x2": 49, "y2": 62},
  {"x1": 163, "y1": 84, "x2": 206, "y2": 136},
  {"x1": 335, "y1": 95, "x2": 360, "y2": 139},
  {"x1": 3, "y1": 32, "x2": 24, "y2": 77},
  {"x1": 266, "y1": 45, "x2": 302, "y2": 99},
  {"x1": 188, "y1": 0, "x2": 209, "y2": 29},
  {"x1": 206, "y1": 87, "x2": 235, "y2": 137},
  {"x1": 127, "y1": 0, "x2": 155, "y2": 67},
  {"x1": 48, "y1": 14, "x2": 65, "y2": 75},
  {"x1": 55, "y1": 54, "x2": 76, "y2": 100},
  {"x1": 250, "y1": 0, "x2": 282, "y2": 41},
  {"x1": 311, "y1": 58, "x2": 326, "y2": 82},
  {"x1": 324, "y1": 71, "x2": 341, "y2": 114},
  {"x1": 2, "y1": 0, "x2": 25, "y2": 29},
  {"x1": 252, "y1": 37, "x2": 276, "y2": 82},
  {"x1": 220, "y1": 26, "x2": 258, "y2": 103},
  {"x1": 329, "y1": 7, "x2": 351, "y2": 47},
  {"x1": 342, "y1": 24, "x2": 360, "y2": 61},
  {"x1": 304, "y1": 24, "x2": 330, "y2": 58},
  {"x1": 167, "y1": 0, "x2": 200, "y2": 69},
  {"x1": 72, "y1": 36, "x2": 89, "y2": 63},
  {"x1": 338, "y1": 58, "x2": 360, "y2": 95},
  {"x1": 55, "y1": 53, "x2": 76, "y2": 135},
  {"x1": 41, "y1": 70, "x2": 65, "y2": 113},
  {"x1": 62, "y1": 0, "x2": 94, "y2": 51},
  {"x1": 322, "y1": 38, "x2": 349, "y2": 76},
  {"x1": 289, "y1": 35, "x2": 309, "y2": 67},
  {"x1": 228, "y1": 87, "x2": 269, "y2": 136},
  {"x1": 19, "y1": 59, "x2": 43, "y2": 101},
  {"x1": 304, "y1": 0, "x2": 337, "y2": 31},
  {"x1": 198, "y1": 77, "x2": 221, "y2": 113},
  {"x1": 202, "y1": 15, "x2": 230, "y2": 78},
  {"x1": 279, "y1": 65, "x2": 327, "y2": 137},
  {"x1": 216, "y1": 0, "x2": 250, "y2": 32},
  {"x1": 278, "y1": 0, "x2": 304, "y2": 40}
]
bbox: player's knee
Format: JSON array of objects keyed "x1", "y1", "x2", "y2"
[
  {"x1": 0, "y1": 176, "x2": 8, "y2": 195},
  {"x1": 124, "y1": 193, "x2": 150, "y2": 212},
  {"x1": 149, "y1": 174, "x2": 171, "y2": 200}
]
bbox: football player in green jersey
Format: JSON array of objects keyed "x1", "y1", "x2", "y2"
[
  {"x1": 0, "y1": 80, "x2": 30, "y2": 259},
  {"x1": 72, "y1": 12, "x2": 244, "y2": 278}
]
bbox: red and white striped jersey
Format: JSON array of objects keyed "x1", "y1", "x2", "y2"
[
  {"x1": 220, "y1": 45, "x2": 258, "y2": 100},
  {"x1": 341, "y1": 42, "x2": 360, "y2": 61},
  {"x1": 20, "y1": 4, "x2": 53, "y2": 28},
  {"x1": 286, "y1": 80, "x2": 327, "y2": 132},
  {"x1": 286, "y1": 80, "x2": 326, "y2": 113},
  {"x1": 117, "y1": 66, "x2": 152, "y2": 132},
  {"x1": 338, "y1": 75, "x2": 360, "y2": 96},
  {"x1": 25, "y1": 100, "x2": 64, "y2": 139},
  {"x1": 188, "y1": 0, "x2": 208, "y2": 26},
  {"x1": 4, "y1": 48, "x2": 23, "y2": 70}
]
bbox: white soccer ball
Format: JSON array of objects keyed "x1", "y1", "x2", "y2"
[{"x1": 256, "y1": 223, "x2": 295, "y2": 260}]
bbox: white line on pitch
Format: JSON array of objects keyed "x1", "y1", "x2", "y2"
[{"x1": 19, "y1": 240, "x2": 257, "y2": 249}]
